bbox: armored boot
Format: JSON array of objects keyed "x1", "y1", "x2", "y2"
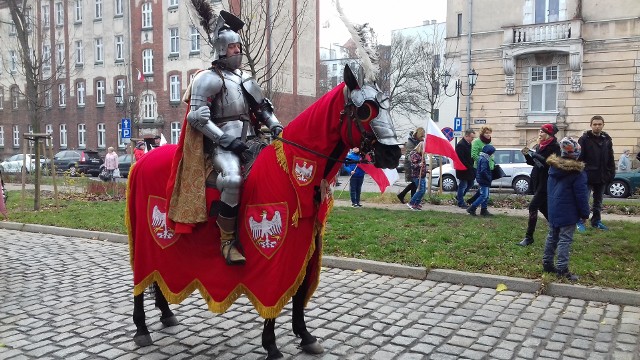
[{"x1": 217, "y1": 215, "x2": 246, "y2": 265}]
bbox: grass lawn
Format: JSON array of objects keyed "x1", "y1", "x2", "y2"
[{"x1": 3, "y1": 188, "x2": 640, "y2": 291}]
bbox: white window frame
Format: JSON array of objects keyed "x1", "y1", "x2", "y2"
[
  {"x1": 141, "y1": 94, "x2": 156, "y2": 121},
  {"x1": 44, "y1": 89, "x2": 52, "y2": 108},
  {"x1": 115, "y1": 35, "x2": 124, "y2": 61},
  {"x1": 75, "y1": 40, "x2": 84, "y2": 65},
  {"x1": 0, "y1": 87, "x2": 3, "y2": 109},
  {"x1": 116, "y1": 79, "x2": 126, "y2": 102},
  {"x1": 11, "y1": 87, "x2": 19, "y2": 109},
  {"x1": 115, "y1": 0, "x2": 123, "y2": 16},
  {"x1": 190, "y1": 26, "x2": 200, "y2": 52},
  {"x1": 142, "y1": 49, "x2": 153, "y2": 74},
  {"x1": 9, "y1": 51, "x2": 18, "y2": 73},
  {"x1": 95, "y1": 0, "x2": 103, "y2": 19},
  {"x1": 13, "y1": 125, "x2": 20, "y2": 147},
  {"x1": 42, "y1": 4, "x2": 50, "y2": 28},
  {"x1": 58, "y1": 83, "x2": 66, "y2": 107},
  {"x1": 43, "y1": 45, "x2": 51, "y2": 69},
  {"x1": 74, "y1": 0, "x2": 83, "y2": 22},
  {"x1": 55, "y1": 2, "x2": 64, "y2": 26},
  {"x1": 97, "y1": 123, "x2": 106, "y2": 149},
  {"x1": 56, "y1": 43, "x2": 65, "y2": 68},
  {"x1": 142, "y1": 2, "x2": 152, "y2": 28},
  {"x1": 171, "y1": 121, "x2": 181, "y2": 144},
  {"x1": 78, "y1": 124, "x2": 86, "y2": 148},
  {"x1": 77, "y1": 81, "x2": 85, "y2": 106},
  {"x1": 45, "y1": 124, "x2": 53, "y2": 146},
  {"x1": 96, "y1": 80, "x2": 105, "y2": 105},
  {"x1": 169, "y1": 28, "x2": 180, "y2": 54},
  {"x1": 0, "y1": 126, "x2": 5, "y2": 147},
  {"x1": 59, "y1": 124, "x2": 67, "y2": 147},
  {"x1": 169, "y1": 0, "x2": 179, "y2": 7},
  {"x1": 95, "y1": 38, "x2": 104, "y2": 63},
  {"x1": 529, "y1": 65, "x2": 558, "y2": 114},
  {"x1": 170, "y1": 75, "x2": 180, "y2": 101}
]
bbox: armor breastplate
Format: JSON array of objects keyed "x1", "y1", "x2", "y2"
[{"x1": 211, "y1": 70, "x2": 250, "y2": 123}]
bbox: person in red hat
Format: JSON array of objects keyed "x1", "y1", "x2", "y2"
[{"x1": 518, "y1": 123, "x2": 560, "y2": 246}]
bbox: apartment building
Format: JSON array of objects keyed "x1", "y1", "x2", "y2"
[
  {"x1": 446, "y1": 0, "x2": 640, "y2": 157},
  {"x1": 0, "y1": 0, "x2": 318, "y2": 159}
]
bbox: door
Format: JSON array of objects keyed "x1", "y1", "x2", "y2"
[{"x1": 535, "y1": 0, "x2": 559, "y2": 23}]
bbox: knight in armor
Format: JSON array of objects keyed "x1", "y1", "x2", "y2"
[{"x1": 169, "y1": 10, "x2": 283, "y2": 265}]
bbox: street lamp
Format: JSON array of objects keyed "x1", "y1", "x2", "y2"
[
  {"x1": 442, "y1": 69, "x2": 478, "y2": 130},
  {"x1": 115, "y1": 93, "x2": 137, "y2": 147}
]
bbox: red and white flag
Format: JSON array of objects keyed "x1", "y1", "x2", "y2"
[
  {"x1": 424, "y1": 117, "x2": 466, "y2": 170},
  {"x1": 359, "y1": 164, "x2": 399, "y2": 194},
  {"x1": 137, "y1": 69, "x2": 145, "y2": 82}
]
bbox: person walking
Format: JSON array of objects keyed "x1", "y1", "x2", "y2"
[
  {"x1": 518, "y1": 123, "x2": 561, "y2": 246},
  {"x1": 397, "y1": 127, "x2": 425, "y2": 204},
  {"x1": 343, "y1": 147, "x2": 365, "y2": 207},
  {"x1": 577, "y1": 115, "x2": 615, "y2": 231},
  {"x1": 618, "y1": 149, "x2": 631, "y2": 172},
  {"x1": 407, "y1": 141, "x2": 429, "y2": 211},
  {"x1": 467, "y1": 126, "x2": 494, "y2": 205},
  {"x1": 455, "y1": 129, "x2": 476, "y2": 208},
  {"x1": 104, "y1": 147, "x2": 119, "y2": 181},
  {"x1": 466, "y1": 144, "x2": 495, "y2": 216},
  {"x1": 543, "y1": 137, "x2": 590, "y2": 281}
]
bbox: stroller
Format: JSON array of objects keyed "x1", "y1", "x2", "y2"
[{"x1": 98, "y1": 165, "x2": 112, "y2": 182}]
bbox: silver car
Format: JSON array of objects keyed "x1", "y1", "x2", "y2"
[{"x1": 429, "y1": 148, "x2": 533, "y2": 194}]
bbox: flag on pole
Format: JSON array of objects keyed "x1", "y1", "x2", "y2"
[
  {"x1": 424, "y1": 117, "x2": 466, "y2": 170},
  {"x1": 160, "y1": 133, "x2": 167, "y2": 146},
  {"x1": 358, "y1": 164, "x2": 399, "y2": 193},
  {"x1": 137, "y1": 69, "x2": 145, "y2": 82}
]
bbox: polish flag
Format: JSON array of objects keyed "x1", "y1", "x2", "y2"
[
  {"x1": 137, "y1": 69, "x2": 145, "y2": 82},
  {"x1": 424, "y1": 117, "x2": 466, "y2": 170},
  {"x1": 359, "y1": 164, "x2": 399, "y2": 194}
]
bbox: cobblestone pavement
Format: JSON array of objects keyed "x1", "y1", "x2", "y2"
[{"x1": 1, "y1": 229, "x2": 639, "y2": 360}]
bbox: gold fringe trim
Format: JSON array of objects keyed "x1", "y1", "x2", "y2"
[
  {"x1": 126, "y1": 166, "x2": 135, "y2": 271},
  {"x1": 291, "y1": 209, "x2": 300, "y2": 228},
  {"x1": 273, "y1": 137, "x2": 288, "y2": 173}
]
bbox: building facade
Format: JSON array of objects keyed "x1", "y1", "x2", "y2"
[
  {"x1": 446, "y1": 0, "x2": 640, "y2": 158},
  {"x1": 0, "y1": 0, "x2": 318, "y2": 160}
]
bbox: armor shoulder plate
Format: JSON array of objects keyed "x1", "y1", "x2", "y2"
[
  {"x1": 190, "y1": 70, "x2": 224, "y2": 102},
  {"x1": 241, "y1": 76, "x2": 265, "y2": 106}
]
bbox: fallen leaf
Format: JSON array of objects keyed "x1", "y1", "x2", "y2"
[
  {"x1": 496, "y1": 283, "x2": 508, "y2": 292},
  {"x1": 354, "y1": 269, "x2": 362, "y2": 273}
]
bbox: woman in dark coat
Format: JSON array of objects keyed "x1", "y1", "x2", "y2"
[{"x1": 397, "y1": 127, "x2": 425, "y2": 203}]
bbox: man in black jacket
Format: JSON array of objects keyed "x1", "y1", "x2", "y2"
[
  {"x1": 577, "y1": 115, "x2": 615, "y2": 231},
  {"x1": 518, "y1": 123, "x2": 560, "y2": 246},
  {"x1": 455, "y1": 129, "x2": 476, "y2": 208}
]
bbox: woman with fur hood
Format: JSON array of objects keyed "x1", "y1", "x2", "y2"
[{"x1": 543, "y1": 137, "x2": 590, "y2": 282}]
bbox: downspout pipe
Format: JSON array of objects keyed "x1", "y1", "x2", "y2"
[{"x1": 466, "y1": 0, "x2": 473, "y2": 130}]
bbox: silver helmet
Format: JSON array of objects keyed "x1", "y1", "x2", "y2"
[{"x1": 211, "y1": 11, "x2": 244, "y2": 70}]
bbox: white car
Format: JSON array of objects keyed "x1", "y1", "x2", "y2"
[
  {"x1": 0, "y1": 154, "x2": 41, "y2": 173},
  {"x1": 429, "y1": 148, "x2": 533, "y2": 194}
]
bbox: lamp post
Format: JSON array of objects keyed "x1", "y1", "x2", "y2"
[{"x1": 442, "y1": 69, "x2": 478, "y2": 132}]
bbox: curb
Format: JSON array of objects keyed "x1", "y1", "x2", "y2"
[{"x1": 1, "y1": 221, "x2": 638, "y2": 306}]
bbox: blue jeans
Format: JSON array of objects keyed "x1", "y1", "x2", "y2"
[
  {"x1": 470, "y1": 186, "x2": 489, "y2": 209},
  {"x1": 409, "y1": 178, "x2": 426, "y2": 206},
  {"x1": 542, "y1": 224, "x2": 576, "y2": 272},
  {"x1": 456, "y1": 179, "x2": 472, "y2": 206},
  {"x1": 350, "y1": 176, "x2": 364, "y2": 205}
]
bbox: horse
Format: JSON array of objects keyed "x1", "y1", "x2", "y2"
[{"x1": 126, "y1": 65, "x2": 401, "y2": 359}]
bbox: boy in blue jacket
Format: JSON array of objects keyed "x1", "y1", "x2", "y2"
[
  {"x1": 342, "y1": 147, "x2": 365, "y2": 207},
  {"x1": 466, "y1": 144, "x2": 495, "y2": 216},
  {"x1": 543, "y1": 137, "x2": 590, "y2": 281}
]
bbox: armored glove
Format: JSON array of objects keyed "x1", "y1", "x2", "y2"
[
  {"x1": 186, "y1": 106, "x2": 211, "y2": 127},
  {"x1": 270, "y1": 125, "x2": 283, "y2": 138},
  {"x1": 219, "y1": 134, "x2": 249, "y2": 155}
]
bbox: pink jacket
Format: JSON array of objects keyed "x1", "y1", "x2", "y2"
[{"x1": 105, "y1": 152, "x2": 119, "y2": 170}]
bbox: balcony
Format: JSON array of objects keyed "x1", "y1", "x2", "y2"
[{"x1": 509, "y1": 20, "x2": 580, "y2": 44}]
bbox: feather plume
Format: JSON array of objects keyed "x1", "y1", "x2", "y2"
[
  {"x1": 191, "y1": 0, "x2": 224, "y2": 45},
  {"x1": 335, "y1": 0, "x2": 380, "y2": 83}
]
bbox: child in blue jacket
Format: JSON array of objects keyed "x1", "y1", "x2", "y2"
[
  {"x1": 467, "y1": 144, "x2": 495, "y2": 216},
  {"x1": 342, "y1": 147, "x2": 365, "y2": 207}
]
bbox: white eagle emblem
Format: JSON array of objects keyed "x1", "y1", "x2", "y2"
[
  {"x1": 295, "y1": 161, "x2": 313, "y2": 183},
  {"x1": 249, "y1": 210, "x2": 283, "y2": 249},
  {"x1": 151, "y1": 205, "x2": 174, "y2": 239}
]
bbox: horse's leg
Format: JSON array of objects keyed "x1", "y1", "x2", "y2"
[
  {"x1": 133, "y1": 292, "x2": 153, "y2": 346},
  {"x1": 153, "y1": 282, "x2": 178, "y2": 327},
  {"x1": 262, "y1": 318, "x2": 283, "y2": 360},
  {"x1": 291, "y1": 280, "x2": 324, "y2": 354}
]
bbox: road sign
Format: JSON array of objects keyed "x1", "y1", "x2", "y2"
[
  {"x1": 441, "y1": 127, "x2": 454, "y2": 141},
  {"x1": 474, "y1": 119, "x2": 486, "y2": 124},
  {"x1": 453, "y1": 131, "x2": 463, "y2": 138},
  {"x1": 121, "y1": 118, "x2": 131, "y2": 139},
  {"x1": 454, "y1": 117, "x2": 463, "y2": 132}
]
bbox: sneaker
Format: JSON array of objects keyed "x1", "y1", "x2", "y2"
[
  {"x1": 411, "y1": 205, "x2": 422, "y2": 211},
  {"x1": 458, "y1": 203, "x2": 469, "y2": 209},
  {"x1": 518, "y1": 237, "x2": 534, "y2": 247},
  {"x1": 466, "y1": 207, "x2": 477, "y2": 216},
  {"x1": 576, "y1": 220, "x2": 586, "y2": 233},
  {"x1": 352, "y1": 204, "x2": 358, "y2": 208},
  {"x1": 557, "y1": 270, "x2": 579, "y2": 282},
  {"x1": 413, "y1": 204, "x2": 423, "y2": 210},
  {"x1": 397, "y1": 194, "x2": 406, "y2": 204},
  {"x1": 406, "y1": 203, "x2": 414, "y2": 210},
  {"x1": 592, "y1": 222, "x2": 609, "y2": 231},
  {"x1": 356, "y1": 204, "x2": 363, "y2": 207}
]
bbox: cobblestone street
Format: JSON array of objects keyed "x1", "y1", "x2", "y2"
[{"x1": 1, "y1": 229, "x2": 639, "y2": 359}]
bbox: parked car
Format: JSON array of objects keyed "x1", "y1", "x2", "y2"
[
  {"x1": 429, "y1": 148, "x2": 533, "y2": 194},
  {"x1": 118, "y1": 154, "x2": 132, "y2": 178},
  {"x1": 397, "y1": 154, "x2": 449, "y2": 173},
  {"x1": 52, "y1": 150, "x2": 103, "y2": 177},
  {"x1": 606, "y1": 170, "x2": 640, "y2": 198},
  {"x1": 0, "y1": 154, "x2": 46, "y2": 173}
]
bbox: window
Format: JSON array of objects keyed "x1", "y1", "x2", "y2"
[
  {"x1": 43, "y1": 45, "x2": 51, "y2": 69},
  {"x1": 0, "y1": 126, "x2": 4, "y2": 147},
  {"x1": 13, "y1": 125, "x2": 20, "y2": 147},
  {"x1": 75, "y1": 40, "x2": 84, "y2": 65},
  {"x1": 95, "y1": 38, "x2": 103, "y2": 63},
  {"x1": 42, "y1": 5, "x2": 50, "y2": 28},
  {"x1": 142, "y1": 49, "x2": 153, "y2": 74},
  {"x1": 190, "y1": 26, "x2": 200, "y2": 52},
  {"x1": 78, "y1": 124, "x2": 86, "y2": 147},
  {"x1": 58, "y1": 83, "x2": 66, "y2": 106},
  {"x1": 115, "y1": 0, "x2": 123, "y2": 16},
  {"x1": 77, "y1": 81, "x2": 85, "y2": 106},
  {"x1": 96, "y1": 80, "x2": 105, "y2": 105},
  {"x1": 55, "y1": 2, "x2": 64, "y2": 26},
  {"x1": 170, "y1": 75, "x2": 180, "y2": 101},
  {"x1": 74, "y1": 0, "x2": 83, "y2": 22},
  {"x1": 56, "y1": 43, "x2": 65, "y2": 67},
  {"x1": 9, "y1": 22, "x2": 16, "y2": 35},
  {"x1": 141, "y1": 94, "x2": 156, "y2": 121},
  {"x1": 59, "y1": 124, "x2": 67, "y2": 147},
  {"x1": 142, "y1": 2, "x2": 152, "y2": 28},
  {"x1": 97, "y1": 123, "x2": 106, "y2": 148},
  {"x1": 169, "y1": 28, "x2": 180, "y2": 54},
  {"x1": 535, "y1": 0, "x2": 559, "y2": 23},
  {"x1": 457, "y1": 13, "x2": 463, "y2": 36},
  {"x1": 115, "y1": 35, "x2": 124, "y2": 61},
  {"x1": 11, "y1": 87, "x2": 19, "y2": 109},
  {"x1": 530, "y1": 66, "x2": 558, "y2": 113},
  {"x1": 115, "y1": 79, "x2": 126, "y2": 102},
  {"x1": 45, "y1": 124, "x2": 53, "y2": 146},
  {"x1": 25, "y1": 8, "x2": 33, "y2": 31},
  {"x1": 95, "y1": 0, "x2": 103, "y2": 19},
  {"x1": 169, "y1": 0, "x2": 179, "y2": 7},
  {"x1": 9, "y1": 51, "x2": 18, "y2": 73},
  {"x1": 44, "y1": 89, "x2": 52, "y2": 108},
  {"x1": 0, "y1": 87, "x2": 3, "y2": 109},
  {"x1": 171, "y1": 122, "x2": 181, "y2": 144}
]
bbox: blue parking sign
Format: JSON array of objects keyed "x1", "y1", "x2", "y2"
[
  {"x1": 454, "y1": 117, "x2": 463, "y2": 132},
  {"x1": 121, "y1": 118, "x2": 131, "y2": 139}
]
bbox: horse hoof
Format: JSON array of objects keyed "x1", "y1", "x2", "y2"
[
  {"x1": 160, "y1": 315, "x2": 178, "y2": 327},
  {"x1": 265, "y1": 348, "x2": 283, "y2": 359},
  {"x1": 133, "y1": 334, "x2": 153, "y2": 347},
  {"x1": 300, "y1": 340, "x2": 324, "y2": 354}
]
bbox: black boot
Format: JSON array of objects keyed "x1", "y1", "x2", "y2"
[
  {"x1": 542, "y1": 263, "x2": 556, "y2": 273},
  {"x1": 466, "y1": 206, "x2": 477, "y2": 216},
  {"x1": 557, "y1": 269, "x2": 579, "y2": 282},
  {"x1": 518, "y1": 237, "x2": 534, "y2": 246},
  {"x1": 480, "y1": 208, "x2": 493, "y2": 217}
]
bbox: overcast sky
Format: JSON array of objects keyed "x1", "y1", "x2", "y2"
[{"x1": 320, "y1": 0, "x2": 447, "y2": 47}]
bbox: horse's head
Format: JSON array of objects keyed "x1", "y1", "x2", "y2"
[{"x1": 341, "y1": 65, "x2": 401, "y2": 169}]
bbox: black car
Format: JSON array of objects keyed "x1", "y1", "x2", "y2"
[
  {"x1": 118, "y1": 154, "x2": 132, "y2": 178},
  {"x1": 52, "y1": 150, "x2": 103, "y2": 177}
]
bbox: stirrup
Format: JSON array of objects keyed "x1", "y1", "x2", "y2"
[{"x1": 221, "y1": 239, "x2": 246, "y2": 266}]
